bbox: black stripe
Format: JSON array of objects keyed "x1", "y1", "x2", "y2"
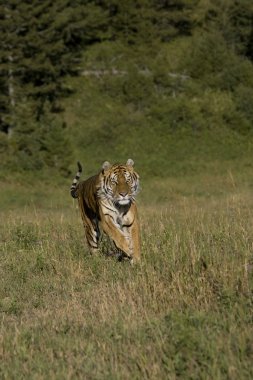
[
  {"x1": 103, "y1": 204, "x2": 116, "y2": 213},
  {"x1": 104, "y1": 213, "x2": 115, "y2": 221},
  {"x1": 122, "y1": 221, "x2": 134, "y2": 228}
]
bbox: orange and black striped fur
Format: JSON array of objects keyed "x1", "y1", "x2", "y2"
[{"x1": 70, "y1": 159, "x2": 141, "y2": 263}]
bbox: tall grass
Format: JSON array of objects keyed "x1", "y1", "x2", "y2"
[{"x1": 1, "y1": 174, "x2": 253, "y2": 379}]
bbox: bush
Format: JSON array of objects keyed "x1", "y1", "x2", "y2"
[
  {"x1": 183, "y1": 31, "x2": 253, "y2": 91},
  {"x1": 7, "y1": 103, "x2": 72, "y2": 175}
]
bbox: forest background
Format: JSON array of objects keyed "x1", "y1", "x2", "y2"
[{"x1": 1, "y1": 0, "x2": 253, "y2": 180}]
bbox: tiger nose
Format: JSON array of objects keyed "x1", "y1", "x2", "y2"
[{"x1": 119, "y1": 192, "x2": 127, "y2": 197}]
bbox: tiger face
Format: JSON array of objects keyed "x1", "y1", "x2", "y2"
[{"x1": 99, "y1": 159, "x2": 139, "y2": 206}]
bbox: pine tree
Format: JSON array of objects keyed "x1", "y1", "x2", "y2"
[
  {"x1": 99, "y1": 0, "x2": 197, "y2": 45},
  {"x1": 0, "y1": 2, "x2": 20, "y2": 135},
  {"x1": 0, "y1": 0, "x2": 109, "y2": 173},
  {"x1": 152, "y1": 0, "x2": 198, "y2": 41},
  {"x1": 196, "y1": 0, "x2": 253, "y2": 55},
  {"x1": 0, "y1": 0, "x2": 108, "y2": 135}
]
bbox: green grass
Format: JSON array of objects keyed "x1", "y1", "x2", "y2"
[
  {"x1": 1, "y1": 171, "x2": 253, "y2": 379},
  {"x1": 58, "y1": 66, "x2": 253, "y2": 195}
]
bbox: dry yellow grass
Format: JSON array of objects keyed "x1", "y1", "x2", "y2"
[{"x1": 0, "y1": 176, "x2": 253, "y2": 379}]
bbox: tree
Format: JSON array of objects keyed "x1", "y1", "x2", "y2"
[
  {"x1": 98, "y1": 0, "x2": 197, "y2": 45},
  {"x1": 9, "y1": 101, "x2": 72, "y2": 174},
  {"x1": 0, "y1": 0, "x2": 108, "y2": 135},
  {"x1": 0, "y1": 0, "x2": 110, "y2": 174},
  {"x1": 152, "y1": 0, "x2": 199, "y2": 41},
  {"x1": 196, "y1": 0, "x2": 253, "y2": 55}
]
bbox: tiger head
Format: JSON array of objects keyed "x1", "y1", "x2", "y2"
[{"x1": 99, "y1": 159, "x2": 140, "y2": 206}]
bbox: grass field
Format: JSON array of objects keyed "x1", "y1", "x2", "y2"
[{"x1": 1, "y1": 170, "x2": 253, "y2": 379}]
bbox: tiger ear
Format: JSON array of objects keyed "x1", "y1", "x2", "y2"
[
  {"x1": 126, "y1": 158, "x2": 134, "y2": 167},
  {"x1": 102, "y1": 161, "x2": 111, "y2": 171}
]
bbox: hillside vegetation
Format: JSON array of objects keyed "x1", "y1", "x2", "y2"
[{"x1": 1, "y1": 0, "x2": 253, "y2": 177}]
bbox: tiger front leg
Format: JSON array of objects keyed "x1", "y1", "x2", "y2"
[
  {"x1": 120, "y1": 219, "x2": 140, "y2": 264},
  {"x1": 127, "y1": 217, "x2": 141, "y2": 264},
  {"x1": 120, "y1": 203, "x2": 141, "y2": 264},
  {"x1": 101, "y1": 214, "x2": 133, "y2": 258}
]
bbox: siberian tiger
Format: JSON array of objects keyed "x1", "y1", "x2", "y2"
[{"x1": 70, "y1": 159, "x2": 141, "y2": 263}]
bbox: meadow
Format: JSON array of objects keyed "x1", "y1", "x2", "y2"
[
  {"x1": 1, "y1": 3, "x2": 253, "y2": 378},
  {"x1": 1, "y1": 167, "x2": 253, "y2": 379}
]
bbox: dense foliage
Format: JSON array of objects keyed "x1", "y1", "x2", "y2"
[{"x1": 1, "y1": 0, "x2": 253, "y2": 174}]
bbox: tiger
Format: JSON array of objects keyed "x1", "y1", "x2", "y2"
[{"x1": 70, "y1": 159, "x2": 141, "y2": 263}]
